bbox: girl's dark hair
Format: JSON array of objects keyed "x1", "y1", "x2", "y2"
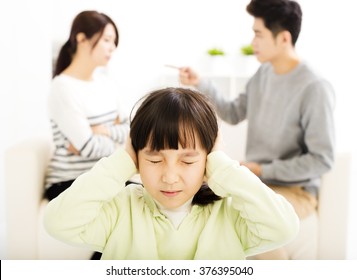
[
  {"x1": 130, "y1": 87, "x2": 221, "y2": 206},
  {"x1": 53, "y1": 10, "x2": 119, "y2": 77},
  {"x1": 247, "y1": 0, "x2": 302, "y2": 46}
]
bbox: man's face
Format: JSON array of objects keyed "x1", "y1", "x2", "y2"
[{"x1": 251, "y1": 18, "x2": 282, "y2": 64}]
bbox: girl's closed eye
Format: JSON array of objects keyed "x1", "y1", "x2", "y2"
[
  {"x1": 145, "y1": 156, "x2": 163, "y2": 164},
  {"x1": 182, "y1": 160, "x2": 197, "y2": 165},
  {"x1": 180, "y1": 152, "x2": 202, "y2": 165}
]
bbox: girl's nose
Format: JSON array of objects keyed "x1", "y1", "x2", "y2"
[{"x1": 162, "y1": 167, "x2": 179, "y2": 185}]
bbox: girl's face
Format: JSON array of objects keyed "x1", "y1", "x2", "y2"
[
  {"x1": 138, "y1": 138, "x2": 207, "y2": 210},
  {"x1": 89, "y1": 23, "x2": 117, "y2": 67}
]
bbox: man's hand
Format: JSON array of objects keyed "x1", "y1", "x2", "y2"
[
  {"x1": 240, "y1": 161, "x2": 262, "y2": 177},
  {"x1": 179, "y1": 67, "x2": 200, "y2": 86}
]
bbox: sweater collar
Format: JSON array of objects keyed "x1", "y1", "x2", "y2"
[{"x1": 142, "y1": 189, "x2": 202, "y2": 217}]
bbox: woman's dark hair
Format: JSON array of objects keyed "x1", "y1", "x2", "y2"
[
  {"x1": 247, "y1": 0, "x2": 302, "y2": 46},
  {"x1": 53, "y1": 10, "x2": 119, "y2": 77},
  {"x1": 130, "y1": 87, "x2": 221, "y2": 206}
]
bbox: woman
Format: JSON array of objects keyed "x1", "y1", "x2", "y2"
[{"x1": 45, "y1": 11, "x2": 129, "y2": 200}]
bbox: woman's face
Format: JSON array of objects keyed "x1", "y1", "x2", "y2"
[
  {"x1": 138, "y1": 138, "x2": 207, "y2": 210},
  {"x1": 89, "y1": 24, "x2": 117, "y2": 67}
]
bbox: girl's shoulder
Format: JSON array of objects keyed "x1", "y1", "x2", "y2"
[{"x1": 115, "y1": 184, "x2": 145, "y2": 202}]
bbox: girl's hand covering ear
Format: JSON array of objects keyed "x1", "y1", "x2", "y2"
[
  {"x1": 204, "y1": 131, "x2": 223, "y2": 181},
  {"x1": 125, "y1": 137, "x2": 138, "y2": 168},
  {"x1": 211, "y1": 131, "x2": 224, "y2": 153}
]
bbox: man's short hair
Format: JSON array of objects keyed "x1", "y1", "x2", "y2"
[{"x1": 247, "y1": 0, "x2": 302, "y2": 45}]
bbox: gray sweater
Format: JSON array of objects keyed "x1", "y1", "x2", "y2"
[{"x1": 198, "y1": 62, "x2": 335, "y2": 196}]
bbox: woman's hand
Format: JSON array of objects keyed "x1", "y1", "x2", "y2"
[
  {"x1": 91, "y1": 124, "x2": 110, "y2": 137},
  {"x1": 113, "y1": 116, "x2": 120, "y2": 125},
  {"x1": 91, "y1": 117, "x2": 120, "y2": 137},
  {"x1": 67, "y1": 142, "x2": 79, "y2": 155}
]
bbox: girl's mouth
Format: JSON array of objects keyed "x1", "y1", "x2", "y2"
[{"x1": 161, "y1": 191, "x2": 181, "y2": 197}]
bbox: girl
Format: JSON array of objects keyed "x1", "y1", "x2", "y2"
[
  {"x1": 44, "y1": 87, "x2": 298, "y2": 259},
  {"x1": 45, "y1": 11, "x2": 129, "y2": 200}
]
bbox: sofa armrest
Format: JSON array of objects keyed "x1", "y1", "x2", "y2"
[
  {"x1": 318, "y1": 152, "x2": 352, "y2": 259},
  {"x1": 4, "y1": 134, "x2": 53, "y2": 259}
]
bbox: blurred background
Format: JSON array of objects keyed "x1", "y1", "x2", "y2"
[{"x1": 1, "y1": 0, "x2": 356, "y2": 259}]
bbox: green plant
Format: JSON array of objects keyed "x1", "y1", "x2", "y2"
[
  {"x1": 207, "y1": 48, "x2": 225, "y2": 56},
  {"x1": 241, "y1": 44, "x2": 254, "y2": 55}
]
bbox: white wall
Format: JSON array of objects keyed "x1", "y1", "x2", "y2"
[
  {"x1": 1, "y1": 0, "x2": 356, "y2": 259},
  {"x1": 0, "y1": 0, "x2": 53, "y2": 259},
  {"x1": 298, "y1": 0, "x2": 357, "y2": 153},
  {"x1": 49, "y1": 0, "x2": 254, "y2": 110}
]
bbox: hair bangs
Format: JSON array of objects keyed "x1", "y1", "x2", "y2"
[
  {"x1": 130, "y1": 87, "x2": 218, "y2": 154},
  {"x1": 145, "y1": 95, "x2": 199, "y2": 151}
]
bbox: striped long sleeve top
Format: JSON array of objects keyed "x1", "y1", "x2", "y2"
[{"x1": 45, "y1": 73, "x2": 129, "y2": 189}]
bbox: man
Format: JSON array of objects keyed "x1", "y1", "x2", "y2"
[{"x1": 179, "y1": 0, "x2": 335, "y2": 259}]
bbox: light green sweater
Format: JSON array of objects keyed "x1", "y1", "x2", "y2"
[{"x1": 44, "y1": 148, "x2": 299, "y2": 259}]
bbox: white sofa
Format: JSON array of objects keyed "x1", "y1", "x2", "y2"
[
  {"x1": 4, "y1": 133, "x2": 92, "y2": 260},
  {"x1": 3, "y1": 123, "x2": 353, "y2": 259}
]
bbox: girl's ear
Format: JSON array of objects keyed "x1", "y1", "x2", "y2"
[{"x1": 76, "y1": 32, "x2": 86, "y2": 44}]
